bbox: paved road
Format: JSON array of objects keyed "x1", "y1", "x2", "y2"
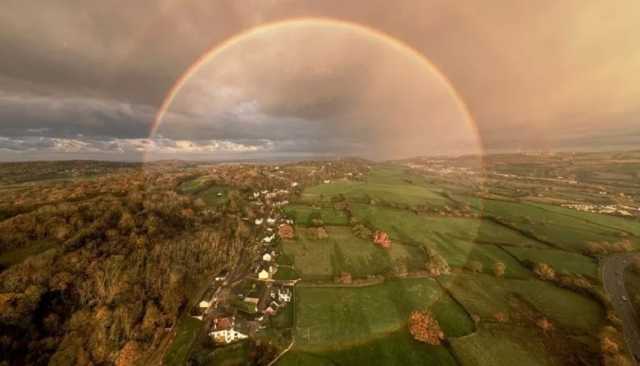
[{"x1": 602, "y1": 253, "x2": 640, "y2": 364}]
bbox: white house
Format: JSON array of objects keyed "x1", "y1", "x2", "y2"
[
  {"x1": 262, "y1": 234, "x2": 275, "y2": 243},
  {"x1": 254, "y1": 218, "x2": 264, "y2": 225},
  {"x1": 262, "y1": 253, "x2": 272, "y2": 262},
  {"x1": 266, "y1": 217, "x2": 276, "y2": 225},
  {"x1": 210, "y1": 329, "x2": 248, "y2": 344},
  {"x1": 278, "y1": 289, "x2": 291, "y2": 303},
  {"x1": 253, "y1": 192, "x2": 260, "y2": 198},
  {"x1": 199, "y1": 300, "x2": 211, "y2": 308},
  {"x1": 192, "y1": 315, "x2": 203, "y2": 321},
  {"x1": 323, "y1": 179, "x2": 331, "y2": 184},
  {"x1": 291, "y1": 182, "x2": 299, "y2": 187},
  {"x1": 258, "y1": 269, "x2": 270, "y2": 280}
]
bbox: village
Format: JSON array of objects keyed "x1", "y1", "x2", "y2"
[
  {"x1": 180, "y1": 161, "x2": 369, "y2": 358},
  {"x1": 188, "y1": 180, "x2": 299, "y2": 350}
]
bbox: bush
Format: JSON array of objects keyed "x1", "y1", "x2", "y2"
[
  {"x1": 408, "y1": 310, "x2": 444, "y2": 345},
  {"x1": 493, "y1": 261, "x2": 506, "y2": 277}
]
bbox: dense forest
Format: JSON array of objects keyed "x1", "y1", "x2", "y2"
[{"x1": 0, "y1": 168, "x2": 254, "y2": 365}]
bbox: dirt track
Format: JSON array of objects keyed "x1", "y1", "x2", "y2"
[{"x1": 602, "y1": 253, "x2": 640, "y2": 364}]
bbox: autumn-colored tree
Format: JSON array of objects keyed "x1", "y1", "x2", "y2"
[
  {"x1": 585, "y1": 242, "x2": 607, "y2": 256},
  {"x1": 494, "y1": 312, "x2": 509, "y2": 322},
  {"x1": 536, "y1": 317, "x2": 553, "y2": 334},
  {"x1": 533, "y1": 262, "x2": 556, "y2": 281},
  {"x1": 408, "y1": 310, "x2": 444, "y2": 345},
  {"x1": 631, "y1": 255, "x2": 640, "y2": 275},
  {"x1": 599, "y1": 326, "x2": 622, "y2": 355},
  {"x1": 494, "y1": 261, "x2": 506, "y2": 277},
  {"x1": 278, "y1": 224, "x2": 295, "y2": 240}
]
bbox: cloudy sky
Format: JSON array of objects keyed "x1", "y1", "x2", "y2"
[{"x1": 1, "y1": 0, "x2": 639, "y2": 161}]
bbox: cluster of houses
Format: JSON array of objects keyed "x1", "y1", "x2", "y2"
[
  {"x1": 561, "y1": 203, "x2": 638, "y2": 217},
  {"x1": 197, "y1": 179, "x2": 300, "y2": 346},
  {"x1": 191, "y1": 163, "x2": 368, "y2": 350}
]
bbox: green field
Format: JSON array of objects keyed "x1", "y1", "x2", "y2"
[
  {"x1": 450, "y1": 324, "x2": 560, "y2": 366},
  {"x1": 281, "y1": 226, "x2": 424, "y2": 280},
  {"x1": 283, "y1": 204, "x2": 349, "y2": 226},
  {"x1": 164, "y1": 316, "x2": 204, "y2": 366},
  {"x1": 293, "y1": 278, "x2": 473, "y2": 351},
  {"x1": 279, "y1": 330, "x2": 457, "y2": 366},
  {"x1": 469, "y1": 199, "x2": 636, "y2": 252},
  {"x1": 350, "y1": 204, "x2": 545, "y2": 248},
  {"x1": 440, "y1": 274, "x2": 604, "y2": 332},
  {"x1": 272, "y1": 165, "x2": 626, "y2": 365},
  {"x1": 178, "y1": 176, "x2": 213, "y2": 193},
  {"x1": 528, "y1": 203, "x2": 640, "y2": 237},
  {"x1": 505, "y1": 247, "x2": 599, "y2": 279},
  {"x1": 197, "y1": 185, "x2": 229, "y2": 206},
  {"x1": 300, "y1": 167, "x2": 451, "y2": 208}
]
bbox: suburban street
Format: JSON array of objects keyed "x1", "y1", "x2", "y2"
[{"x1": 602, "y1": 253, "x2": 640, "y2": 365}]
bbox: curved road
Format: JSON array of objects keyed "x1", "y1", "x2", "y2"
[{"x1": 602, "y1": 253, "x2": 640, "y2": 364}]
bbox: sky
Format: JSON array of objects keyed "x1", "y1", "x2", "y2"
[{"x1": 1, "y1": 0, "x2": 639, "y2": 161}]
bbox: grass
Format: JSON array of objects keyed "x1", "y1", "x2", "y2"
[
  {"x1": 283, "y1": 204, "x2": 349, "y2": 226},
  {"x1": 350, "y1": 204, "x2": 545, "y2": 248},
  {"x1": 300, "y1": 167, "x2": 451, "y2": 208},
  {"x1": 281, "y1": 226, "x2": 424, "y2": 280},
  {"x1": 197, "y1": 185, "x2": 229, "y2": 206},
  {"x1": 505, "y1": 247, "x2": 599, "y2": 280},
  {"x1": 528, "y1": 202, "x2": 640, "y2": 237},
  {"x1": 0, "y1": 241, "x2": 55, "y2": 269},
  {"x1": 178, "y1": 176, "x2": 212, "y2": 193},
  {"x1": 278, "y1": 330, "x2": 457, "y2": 366},
  {"x1": 293, "y1": 277, "x2": 473, "y2": 351},
  {"x1": 164, "y1": 316, "x2": 204, "y2": 366},
  {"x1": 472, "y1": 199, "x2": 636, "y2": 252},
  {"x1": 273, "y1": 266, "x2": 300, "y2": 281},
  {"x1": 195, "y1": 341, "x2": 251, "y2": 366},
  {"x1": 440, "y1": 273, "x2": 604, "y2": 333},
  {"x1": 450, "y1": 324, "x2": 559, "y2": 366}
]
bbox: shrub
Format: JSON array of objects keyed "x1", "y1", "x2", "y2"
[
  {"x1": 408, "y1": 310, "x2": 444, "y2": 345},
  {"x1": 493, "y1": 261, "x2": 506, "y2": 277},
  {"x1": 533, "y1": 262, "x2": 556, "y2": 281}
]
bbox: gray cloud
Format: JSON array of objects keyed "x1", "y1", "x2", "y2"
[{"x1": 1, "y1": 0, "x2": 639, "y2": 160}]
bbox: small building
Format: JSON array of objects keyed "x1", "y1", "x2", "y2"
[
  {"x1": 266, "y1": 217, "x2": 276, "y2": 225},
  {"x1": 291, "y1": 182, "x2": 299, "y2": 187},
  {"x1": 373, "y1": 231, "x2": 391, "y2": 249},
  {"x1": 258, "y1": 269, "x2": 270, "y2": 280},
  {"x1": 262, "y1": 253, "x2": 272, "y2": 262},
  {"x1": 254, "y1": 218, "x2": 264, "y2": 225},
  {"x1": 209, "y1": 329, "x2": 248, "y2": 345},
  {"x1": 199, "y1": 300, "x2": 212, "y2": 308},
  {"x1": 262, "y1": 234, "x2": 276, "y2": 244},
  {"x1": 213, "y1": 316, "x2": 234, "y2": 331},
  {"x1": 278, "y1": 288, "x2": 291, "y2": 302}
]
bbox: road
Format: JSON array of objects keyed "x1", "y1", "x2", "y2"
[{"x1": 602, "y1": 253, "x2": 640, "y2": 364}]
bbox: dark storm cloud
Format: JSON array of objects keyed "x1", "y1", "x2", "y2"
[
  {"x1": 0, "y1": 80, "x2": 153, "y2": 140},
  {"x1": 1, "y1": 0, "x2": 639, "y2": 159}
]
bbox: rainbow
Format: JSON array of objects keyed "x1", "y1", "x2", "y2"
[{"x1": 150, "y1": 17, "x2": 479, "y2": 150}]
